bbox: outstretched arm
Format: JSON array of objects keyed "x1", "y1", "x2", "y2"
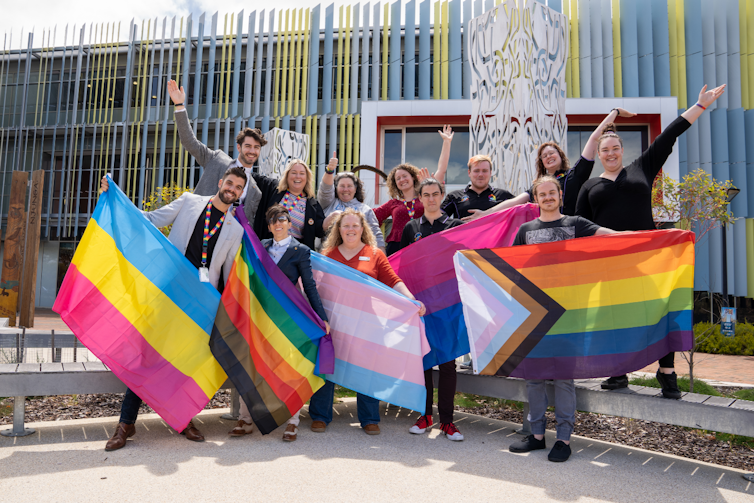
[
  {"x1": 392, "y1": 281, "x2": 426, "y2": 316},
  {"x1": 680, "y1": 84, "x2": 726, "y2": 125},
  {"x1": 168, "y1": 80, "x2": 213, "y2": 167},
  {"x1": 317, "y1": 152, "x2": 339, "y2": 208},
  {"x1": 582, "y1": 108, "x2": 637, "y2": 161},
  {"x1": 462, "y1": 192, "x2": 530, "y2": 222},
  {"x1": 434, "y1": 125, "x2": 454, "y2": 184}
]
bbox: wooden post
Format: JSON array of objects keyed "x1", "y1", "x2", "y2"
[
  {"x1": 20, "y1": 170, "x2": 45, "y2": 328},
  {"x1": 0, "y1": 171, "x2": 29, "y2": 327}
]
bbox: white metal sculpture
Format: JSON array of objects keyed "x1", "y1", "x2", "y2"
[
  {"x1": 468, "y1": 0, "x2": 568, "y2": 195},
  {"x1": 259, "y1": 128, "x2": 311, "y2": 178}
]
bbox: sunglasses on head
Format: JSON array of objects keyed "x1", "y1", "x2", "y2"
[{"x1": 268, "y1": 215, "x2": 290, "y2": 224}]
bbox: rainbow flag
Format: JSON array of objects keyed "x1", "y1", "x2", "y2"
[
  {"x1": 389, "y1": 204, "x2": 539, "y2": 369},
  {"x1": 52, "y1": 177, "x2": 226, "y2": 432},
  {"x1": 455, "y1": 229, "x2": 695, "y2": 379},
  {"x1": 209, "y1": 207, "x2": 329, "y2": 434},
  {"x1": 311, "y1": 252, "x2": 430, "y2": 412}
]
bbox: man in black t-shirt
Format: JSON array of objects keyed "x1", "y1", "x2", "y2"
[
  {"x1": 509, "y1": 176, "x2": 616, "y2": 463},
  {"x1": 441, "y1": 154, "x2": 514, "y2": 219},
  {"x1": 99, "y1": 167, "x2": 247, "y2": 451},
  {"x1": 400, "y1": 178, "x2": 465, "y2": 442}
]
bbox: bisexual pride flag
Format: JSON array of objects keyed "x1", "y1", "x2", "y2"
[
  {"x1": 389, "y1": 204, "x2": 539, "y2": 369},
  {"x1": 455, "y1": 229, "x2": 694, "y2": 379},
  {"x1": 210, "y1": 208, "x2": 329, "y2": 434},
  {"x1": 53, "y1": 177, "x2": 226, "y2": 432}
]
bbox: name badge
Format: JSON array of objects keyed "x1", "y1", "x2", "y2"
[
  {"x1": 199, "y1": 267, "x2": 210, "y2": 283},
  {"x1": 358, "y1": 256, "x2": 371, "y2": 261}
]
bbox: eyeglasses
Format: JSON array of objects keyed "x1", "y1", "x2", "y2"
[
  {"x1": 540, "y1": 151, "x2": 558, "y2": 160},
  {"x1": 268, "y1": 216, "x2": 290, "y2": 224}
]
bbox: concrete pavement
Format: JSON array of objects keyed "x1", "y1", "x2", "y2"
[{"x1": 1, "y1": 398, "x2": 752, "y2": 502}]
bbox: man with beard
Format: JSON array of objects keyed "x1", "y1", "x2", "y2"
[
  {"x1": 99, "y1": 167, "x2": 247, "y2": 450},
  {"x1": 167, "y1": 79, "x2": 266, "y2": 227}
]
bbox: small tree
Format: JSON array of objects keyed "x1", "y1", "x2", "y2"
[
  {"x1": 652, "y1": 169, "x2": 735, "y2": 392},
  {"x1": 142, "y1": 185, "x2": 193, "y2": 236}
]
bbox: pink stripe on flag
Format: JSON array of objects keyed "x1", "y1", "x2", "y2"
[
  {"x1": 456, "y1": 263, "x2": 515, "y2": 350},
  {"x1": 330, "y1": 329, "x2": 425, "y2": 385},
  {"x1": 55, "y1": 265, "x2": 210, "y2": 432}
]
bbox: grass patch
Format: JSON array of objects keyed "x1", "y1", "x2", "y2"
[
  {"x1": 628, "y1": 376, "x2": 722, "y2": 396},
  {"x1": 732, "y1": 388, "x2": 754, "y2": 401},
  {"x1": 451, "y1": 392, "x2": 524, "y2": 410},
  {"x1": 333, "y1": 385, "x2": 357, "y2": 401}
]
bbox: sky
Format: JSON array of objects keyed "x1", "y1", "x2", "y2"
[{"x1": 2, "y1": 0, "x2": 400, "y2": 50}]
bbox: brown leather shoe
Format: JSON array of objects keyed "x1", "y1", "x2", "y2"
[
  {"x1": 180, "y1": 421, "x2": 205, "y2": 442},
  {"x1": 310, "y1": 420, "x2": 327, "y2": 432},
  {"x1": 228, "y1": 419, "x2": 254, "y2": 437},
  {"x1": 363, "y1": 424, "x2": 380, "y2": 435},
  {"x1": 282, "y1": 423, "x2": 298, "y2": 442},
  {"x1": 105, "y1": 422, "x2": 135, "y2": 451}
]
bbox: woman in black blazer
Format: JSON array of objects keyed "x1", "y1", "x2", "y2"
[
  {"x1": 231, "y1": 204, "x2": 329, "y2": 443},
  {"x1": 252, "y1": 159, "x2": 326, "y2": 249}
]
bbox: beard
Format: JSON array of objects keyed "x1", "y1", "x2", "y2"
[{"x1": 218, "y1": 189, "x2": 239, "y2": 205}]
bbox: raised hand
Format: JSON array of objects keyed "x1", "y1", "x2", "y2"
[
  {"x1": 698, "y1": 84, "x2": 726, "y2": 108},
  {"x1": 417, "y1": 167, "x2": 431, "y2": 182},
  {"x1": 100, "y1": 175, "x2": 109, "y2": 192},
  {"x1": 167, "y1": 79, "x2": 186, "y2": 106},
  {"x1": 439, "y1": 124, "x2": 454, "y2": 142},
  {"x1": 327, "y1": 151, "x2": 338, "y2": 172}
]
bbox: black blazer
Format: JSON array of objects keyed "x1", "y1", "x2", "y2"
[
  {"x1": 252, "y1": 174, "x2": 326, "y2": 249},
  {"x1": 262, "y1": 237, "x2": 328, "y2": 322}
]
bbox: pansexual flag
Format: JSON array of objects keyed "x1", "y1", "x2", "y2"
[
  {"x1": 311, "y1": 252, "x2": 430, "y2": 413},
  {"x1": 455, "y1": 229, "x2": 695, "y2": 379},
  {"x1": 209, "y1": 207, "x2": 329, "y2": 435},
  {"x1": 53, "y1": 177, "x2": 226, "y2": 432},
  {"x1": 389, "y1": 204, "x2": 539, "y2": 369}
]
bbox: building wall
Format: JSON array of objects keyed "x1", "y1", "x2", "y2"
[{"x1": 0, "y1": 0, "x2": 750, "y2": 299}]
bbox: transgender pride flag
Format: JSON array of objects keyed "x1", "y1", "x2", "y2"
[{"x1": 311, "y1": 253, "x2": 430, "y2": 413}]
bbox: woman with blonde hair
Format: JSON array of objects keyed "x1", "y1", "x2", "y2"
[
  {"x1": 309, "y1": 208, "x2": 425, "y2": 436},
  {"x1": 251, "y1": 158, "x2": 326, "y2": 249}
]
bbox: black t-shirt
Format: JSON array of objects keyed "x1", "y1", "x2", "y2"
[
  {"x1": 441, "y1": 184, "x2": 514, "y2": 219},
  {"x1": 399, "y1": 212, "x2": 463, "y2": 250},
  {"x1": 575, "y1": 116, "x2": 691, "y2": 231},
  {"x1": 185, "y1": 204, "x2": 225, "y2": 269},
  {"x1": 512, "y1": 215, "x2": 600, "y2": 246}
]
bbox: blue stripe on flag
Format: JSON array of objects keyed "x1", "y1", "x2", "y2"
[{"x1": 422, "y1": 302, "x2": 471, "y2": 370}]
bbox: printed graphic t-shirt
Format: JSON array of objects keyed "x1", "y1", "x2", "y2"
[{"x1": 512, "y1": 215, "x2": 600, "y2": 246}]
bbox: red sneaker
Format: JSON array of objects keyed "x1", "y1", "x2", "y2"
[
  {"x1": 440, "y1": 422, "x2": 464, "y2": 441},
  {"x1": 409, "y1": 415, "x2": 433, "y2": 434}
]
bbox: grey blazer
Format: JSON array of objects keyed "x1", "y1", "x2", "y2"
[
  {"x1": 141, "y1": 192, "x2": 244, "y2": 289},
  {"x1": 175, "y1": 109, "x2": 263, "y2": 226}
]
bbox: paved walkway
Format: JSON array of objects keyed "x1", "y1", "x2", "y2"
[
  {"x1": 28, "y1": 308, "x2": 754, "y2": 386},
  {"x1": 1, "y1": 400, "x2": 752, "y2": 502}
]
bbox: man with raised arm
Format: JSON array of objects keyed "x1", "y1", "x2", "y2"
[
  {"x1": 167, "y1": 79, "x2": 266, "y2": 228},
  {"x1": 508, "y1": 175, "x2": 617, "y2": 463}
]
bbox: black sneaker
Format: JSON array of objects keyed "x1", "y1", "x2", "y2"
[
  {"x1": 601, "y1": 375, "x2": 629, "y2": 390},
  {"x1": 509, "y1": 434, "x2": 546, "y2": 453},
  {"x1": 656, "y1": 370, "x2": 682, "y2": 399},
  {"x1": 548, "y1": 440, "x2": 571, "y2": 462}
]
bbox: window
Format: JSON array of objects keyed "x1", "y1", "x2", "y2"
[{"x1": 567, "y1": 125, "x2": 648, "y2": 178}]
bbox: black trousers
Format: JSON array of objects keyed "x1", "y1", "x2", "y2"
[{"x1": 424, "y1": 361, "x2": 457, "y2": 424}]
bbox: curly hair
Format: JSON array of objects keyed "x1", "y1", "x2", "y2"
[
  {"x1": 535, "y1": 142, "x2": 571, "y2": 178},
  {"x1": 334, "y1": 172, "x2": 365, "y2": 203},
  {"x1": 277, "y1": 159, "x2": 315, "y2": 198},
  {"x1": 321, "y1": 208, "x2": 378, "y2": 254},
  {"x1": 596, "y1": 123, "x2": 624, "y2": 150},
  {"x1": 385, "y1": 163, "x2": 421, "y2": 200}
]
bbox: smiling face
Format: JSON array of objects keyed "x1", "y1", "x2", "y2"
[
  {"x1": 336, "y1": 177, "x2": 356, "y2": 203},
  {"x1": 468, "y1": 161, "x2": 492, "y2": 191},
  {"x1": 598, "y1": 137, "x2": 624, "y2": 173},
  {"x1": 236, "y1": 137, "x2": 262, "y2": 167},
  {"x1": 267, "y1": 214, "x2": 292, "y2": 240},
  {"x1": 394, "y1": 169, "x2": 415, "y2": 196},
  {"x1": 533, "y1": 181, "x2": 562, "y2": 213},
  {"x1": 420, "y1": 182, "x2": 444, "y2": 214},
  {"x1": 217, "y1": 174, "x2": 246, "y2": 205},
  {"x1": 286, "y1": 163, "x2": 309, "y2": 196},
  {"x1": 539, "y1": 146, "x2": 563, "y2": 175},
  {"x1": 338, "y1": 214, "x2": 364, "y2": 246}
]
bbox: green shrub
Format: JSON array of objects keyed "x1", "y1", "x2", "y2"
[{"x1": 693, "y1": 322, "x2": 754, "y2": 356}]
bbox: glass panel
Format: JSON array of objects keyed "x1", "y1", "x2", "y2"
[
  {"x1": 567, "y1": 127, "x2": 647, "y2": 178},
  {"x1": 383, "y1": 129, "x2": 403, "y2": 173},
  {"x1": 403, "y1": 127, "x2": 470, "y2": 185}
]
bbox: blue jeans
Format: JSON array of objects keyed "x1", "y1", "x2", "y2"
[
  {"x1": 119, "y1": 388, "x2": 142, "y2": 425},
  {"x1": 308, "y1": 380, "x2": 380, "y2": 427},
  {"x1": 526, "y1": 379, "x2": 576, "y2": 442}
]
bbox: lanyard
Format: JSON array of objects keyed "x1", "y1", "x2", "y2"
[
  {"x1": 202, "y1": 201, "x2": 227, "y2": 267},
  {"x1": 281, "y1": 191, "x2": 304, "y2": 212},
  {"x1": 401, "y1": 198, "x2": 418, "y2": 219}
]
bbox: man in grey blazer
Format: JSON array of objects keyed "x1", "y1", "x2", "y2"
[
  {"x1": 167, "y1": 79, "x2": 265, "y2": 228},
  {"x1": 99, "y1": 166, "x2": 246, "y2": 450}
]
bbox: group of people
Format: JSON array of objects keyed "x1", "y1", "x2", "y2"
[{"x1": 98, "y1": 78, "x2": 726, "y2": 463}]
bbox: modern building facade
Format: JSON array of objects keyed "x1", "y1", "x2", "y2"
[{"x1": 0, "y1": 0, "x2": 751, "y2": 310}]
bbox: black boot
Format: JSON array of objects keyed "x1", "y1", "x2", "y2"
[
  {"x1": 601, "y1": 375, "x2": 628, "y2": 390},
  {"x1": 656, "y1": 370, "x2": 681, "y2": 399}
]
